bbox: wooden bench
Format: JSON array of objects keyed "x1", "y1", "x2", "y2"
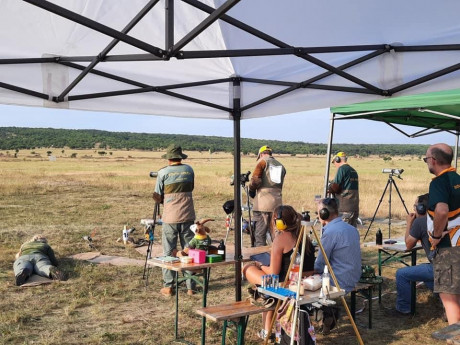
[
  {"x1": 350, "y1": 282, "x2": 374, "y2": 329},
  {"x1": 196, "y1": 300, "x2": 275, "y2": 345}
]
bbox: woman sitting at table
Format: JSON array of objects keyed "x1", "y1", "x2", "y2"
[{"x1": 243, "y1": 205, "x2": 315, "y2": 340}]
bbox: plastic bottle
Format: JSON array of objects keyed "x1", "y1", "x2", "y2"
[
  {"x1": 289, "y1": 253, "x2": 301, "y2": 283},
  {"x1": 376, "y1": 228, "x2": 383, "y2": 245},
  {"x1": 322, "y1": 265, "x2": 330, "y2": 296},
  {"x1": 217, "y1": 239, "x2": 226, "y2": 261},
  {"x1": 122, "y1": 225, "x2": 128, "y2": 244}
]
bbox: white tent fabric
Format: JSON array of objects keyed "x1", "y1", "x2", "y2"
[{"x1": 2, "y1": 0, "x2": 460, "y2": 119}]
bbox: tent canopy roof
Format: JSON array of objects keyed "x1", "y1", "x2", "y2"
[
  {"x1": 331, "y1": 88, "x2": 460, "y2": 136},
  {"x1": 2, "y1": 0, "x2": 460, "y2": 120}
]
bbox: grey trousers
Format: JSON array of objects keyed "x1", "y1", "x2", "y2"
[
  {"x1": 252, "y1": 211, "x2": 273, "y2": 247},
  {"x1": 13, "y1": 253, "x2": 54, "y2": 279},
  {"x1": 161, "y1": 221, "x2": 195, "y2": 289}
]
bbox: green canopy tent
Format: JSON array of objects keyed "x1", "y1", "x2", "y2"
[{"x1": 323, "y1": 88, "x2": 460, "y2": 195}]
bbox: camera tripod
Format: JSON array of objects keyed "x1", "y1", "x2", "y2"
[
  {"x1": 364, "y1": 173, "x2": 409, "y2": 240},
  {"x1": 143, "y1": 202, "x2": 160, "y2": 283}
]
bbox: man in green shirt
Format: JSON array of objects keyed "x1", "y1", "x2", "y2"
[
  {"x1": 13, "y1": 234, "x2": 65, "y2": 286},
  {"x1": 425, "y1": 143, "x2": 460, "y2": 325},
  {"x1": 331, "y1": 151, "x2": 359, "y2": 227},
  {"x1": 153, "y1": 144, "x2": 196, "y2": 296}
]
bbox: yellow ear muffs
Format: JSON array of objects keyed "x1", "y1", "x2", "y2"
[{"x1": 275, "y1": 205, "x2": 287, "y2": 231}]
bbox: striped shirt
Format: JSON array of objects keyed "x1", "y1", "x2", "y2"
[
  {"x1": 427, "y1": 167, "x2": 460, "y2": 247},
  {"x1": 155, "y1": 163, "x2": 195, "y2": 224}
]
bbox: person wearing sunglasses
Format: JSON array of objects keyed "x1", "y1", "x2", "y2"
[{"x1": 425, "y1": 143, "x2": 460, "y2": 325}]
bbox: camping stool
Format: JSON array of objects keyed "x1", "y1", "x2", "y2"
[
  {"x1": 196, "y1": 300, "x2": 274, "y2": 345},
  {"x1": 350, "y1": 282, "x2": 374, "y2": 329}
]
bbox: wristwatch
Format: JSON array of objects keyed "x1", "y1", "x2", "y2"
[{"x1": 431, "y1": 233, "x2": 442, "y2": 239}]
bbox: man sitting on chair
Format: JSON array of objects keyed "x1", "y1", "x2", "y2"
[{"x1": 314, "y1": 197, "x2": 361, "y2": 293}]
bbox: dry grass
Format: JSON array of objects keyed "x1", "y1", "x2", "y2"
[{"x1": 0, "y1": 149, "x2": 447, "y2": 345}]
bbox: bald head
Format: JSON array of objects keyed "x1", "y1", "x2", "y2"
[
  {"x1": 428, "y1": 143, "x2": 453, "y2": 165},
  {"x1": 426, "y1": 143, "x2": 453, "y2": 175}
]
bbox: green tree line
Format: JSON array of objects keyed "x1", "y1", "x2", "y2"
[{"x1": 0, "y1": 127, "x2": 429, "y2": 156}]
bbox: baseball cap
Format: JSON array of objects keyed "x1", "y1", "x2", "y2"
[
  {"x1": 257, "y1": 145, "x2": 272, "y2": 160},
  {"x1": 332, "y1": 151, "x2": 346, "y2": 162}
]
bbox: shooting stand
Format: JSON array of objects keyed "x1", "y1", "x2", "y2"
[{"x1": 263, "y1": 222, "x2": 364, "y2": 345}]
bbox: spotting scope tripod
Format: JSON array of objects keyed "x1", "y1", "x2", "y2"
[
  {"x1": 143, "y1": 202, "x2": 160, "y2": 283},
  {"x1": 364, "y1": 169, "x2": 409, "y2": 240}
]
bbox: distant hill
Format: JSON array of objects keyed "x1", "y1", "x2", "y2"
[{"x1": 0, "y1": 127, "x2": 429, "y2": 157}]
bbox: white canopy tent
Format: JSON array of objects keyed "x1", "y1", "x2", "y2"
[{"x1": 2, "y1": 0, "x2": 460, "y2": 300}]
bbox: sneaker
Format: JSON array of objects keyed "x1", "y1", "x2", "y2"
[
  {"x1": 383, "y1": 308, "x2": 411, "y2": 318},
  {"x1": 160, "y1": 287, "x2": 173, "y2": 296},
  {"x1": 257, "y1": 329, "x2": 275, "y2": 342},
  {"x1": 15, "y1": 269, "x2": 30, "y2": 286},
  {"x1": 49, "y1": 267, "x2": 66, "y2": 281}
]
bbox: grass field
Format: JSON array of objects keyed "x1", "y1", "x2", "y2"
[{"x1": 0, "y1": 148, "x2": 448, "y2": 345}]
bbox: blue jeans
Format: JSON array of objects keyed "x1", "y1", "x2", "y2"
[{"x1": 396, "y1": 263, "x2": 434, "y2": 313}]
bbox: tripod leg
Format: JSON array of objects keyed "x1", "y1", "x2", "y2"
[
  {"x1": 391, "y1": 179, "x2": 409, "y2": 214},
  {"x1": 364, "y1": 179, "x2": 391, "y2": 240}
]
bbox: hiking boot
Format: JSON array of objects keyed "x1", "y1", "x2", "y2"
[
  {"x1": 49, "y1": 267, "x2": 66, "y2": 281},
  {"x1": 187, "y1": 289, "x2": 196, "y2": 296},
  {"x1": 15, "y1": 269, "x2": 31, "y2": 286},
  {"x1": 160, "y1": 287, "x2": 173, "y2": 296}
]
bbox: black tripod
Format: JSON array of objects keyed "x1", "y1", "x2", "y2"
[
  {"x1": 143, "y1": 202, "x2": 160, "y2": 283},
  {"x1": 364, "y1": 172, "x2": 409, "y2": 240}
]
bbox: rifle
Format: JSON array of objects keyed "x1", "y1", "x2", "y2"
[{"x1": 143, "y1": 202, "x2": 160, "y2": 282}]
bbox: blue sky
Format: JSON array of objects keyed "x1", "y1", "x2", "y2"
[{"x1": 0, "y1": 104, "x2": 451, "y2": 145}]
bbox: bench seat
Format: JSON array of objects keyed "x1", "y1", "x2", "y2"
[{"x1": 197, "y1": 300, "x2": 274, "y2": 345}]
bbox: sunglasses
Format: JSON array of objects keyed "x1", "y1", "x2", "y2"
[{"x1": 423, "y1": 156, "x2": 436, "y2": 163}]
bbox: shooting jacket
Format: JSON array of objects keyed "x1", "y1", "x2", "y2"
[
  {"x1": 250, "y1": 156, "x2": 286, "y2": 213},
  {"x1": 154, "y1": 163, "x2": 195, "y2": 224},
  {"x1": 332, "y1": 164, "x2": 359, "y2": 213}
]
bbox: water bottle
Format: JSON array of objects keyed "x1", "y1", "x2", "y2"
[
  {"x1": 122, "y1": 225, "x2": 128, "y2": 244},
  {"x1": 376, "y1": 228, "x2": 383, "y2": 245},
  {"x1": 217, "y1": 239, "x2": 226, "y2": 261},
  {"x1": 289, "y1": 252, "x2": 301, "y2": 283},
  {"x1": 322, "y1": 265, "x2": 330, "y2": 296}
]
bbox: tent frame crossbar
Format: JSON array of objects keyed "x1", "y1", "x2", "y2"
[{"x1": 1, "y1": 1, "x2": 458, "y2": 108}]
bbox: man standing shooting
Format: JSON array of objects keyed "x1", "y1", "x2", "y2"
[
  {"x1": 330, "y1": 151, "x2": 360, "y2": 227},
  {"x1": 248, "y1": 145, "x2": 286, "y2": 247},
  {"x1": 153, "y1": 144, "x2": 196, "y2": 297},
  {"x1": 425, "y1": 143, "x2": 460, "y2": 325}
]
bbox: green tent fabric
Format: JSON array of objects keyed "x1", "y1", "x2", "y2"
[{"x1": 331, "y1": 88, "x2": 460, "y2": 133}]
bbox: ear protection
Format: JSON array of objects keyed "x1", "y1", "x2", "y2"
[
  {"x1": 333, "y1": 155, "x2": 341, "y2": 163},
  {"x1": 319, "y1": 208, "x2": 330, "y2": 220},
  {"x1": 415, "y1": 203, "x2": 426, "y2": 215},
  {"x1": 275, "y1": 205, "x2": 288, "y2": 231}
]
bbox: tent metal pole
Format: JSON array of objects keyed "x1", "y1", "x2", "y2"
[
  {"x1": 455, "y1": 133, "x2": 459, "y2": 170},
  {"x1": 232, "y1": 78, "x2": 242, "y2": 302},
  {"x1": 165, "y1": 0, "x2": 174, "y2": 50},
  {"x1": 324, "y1": 112, "x2": 335, "y2": 197}
]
